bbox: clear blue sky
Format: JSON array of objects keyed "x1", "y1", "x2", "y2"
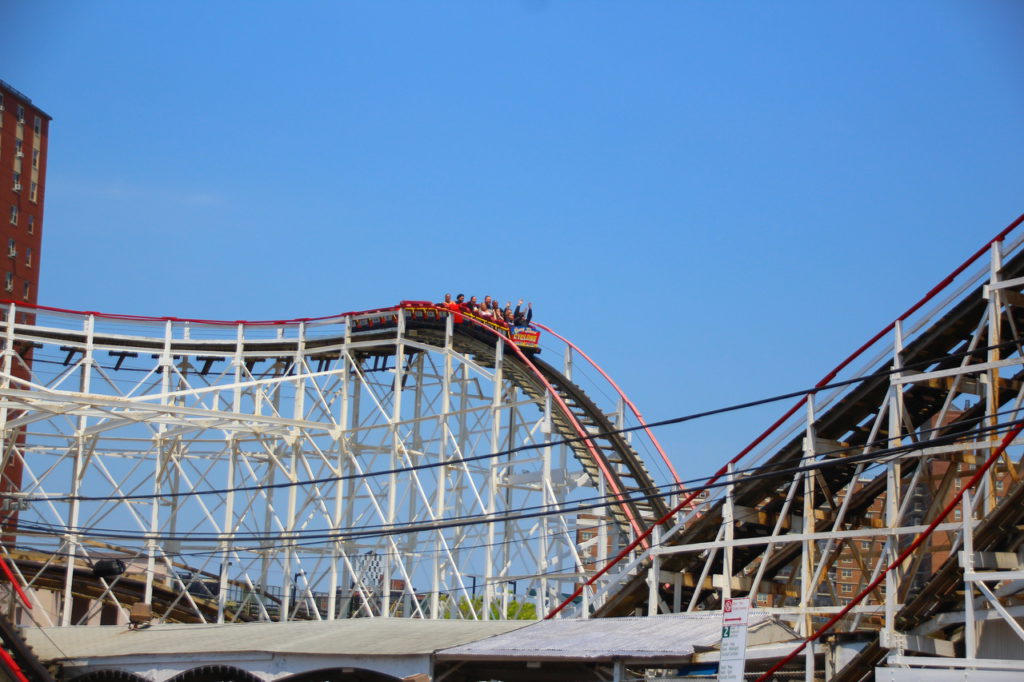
[{"x1": 3, "y1": 1, "x2": 1023, "y2": 480}]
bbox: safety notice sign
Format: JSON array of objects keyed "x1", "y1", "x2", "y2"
[{"x1": 718, "y1": 597, "x2": 751, "y2": 682}]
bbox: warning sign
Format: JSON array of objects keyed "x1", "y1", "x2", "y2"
[{"x1": 718, "y1": 597, "x2": 751, "y2": 682}]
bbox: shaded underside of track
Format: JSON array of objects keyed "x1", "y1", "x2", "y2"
[
  {"x1": 595, "y1": 246, "x2": 1024, "y2": 618},
  {"x1": 1, "y1": 311, "x2": 666, "y2": 619}
]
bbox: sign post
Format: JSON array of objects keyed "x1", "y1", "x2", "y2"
[{"x1": 718, "y1": 597, "x2": 751, "y2": 682}]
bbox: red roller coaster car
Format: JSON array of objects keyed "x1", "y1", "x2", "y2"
[{"x1": 399, "y1": 301, "x2": 541, "y2": 353}]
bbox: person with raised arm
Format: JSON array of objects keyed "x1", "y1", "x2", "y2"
[{"x1": 513, "y1": 300, "x2": 533, "y2": 328}]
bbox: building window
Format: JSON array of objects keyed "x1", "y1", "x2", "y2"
[
  {"x1": 26, "y1": 216, "x2": 34, "y2": 234},
  {"x1": 12, "y1": 172, "x2": 20, "y2": 191},
  {"x1": 841, "y1": 583, "x2": 853, "y2": 594},
  {"x1": 21, "y1": 281, "x2": 29, "y2": 300},
  {"x1": 5, "y1": 273, "x2": 12, "y2": 293},
  {"x1": 861, "y1": 541, "x2": 871, "y2": 550},
  {"x1": 16, "y1": 105, "x2": 24, "y2": 123},
  {"x1": 7, "y1": 239, "x2": 16, "y2": 258},
  {"x1": 33, "y1": 116, "x2": 41, "y2": 135},
  {"x1": 25, "y1": 247, "x2": 31, "y2": 267},
  {"x1": 953, "y1": 509, "x2": 962, "y2": 521},
  {"x1": 8, "y1": 206, "x2": 16, "y2": 226},
  {"x1": 996, "y1": 479, "x2": 1004, "y2": 491},
  {"x1": 32, "y1": 149, "x2": 39, "y2": 169},
  {"x1": 841, "y1": 569, "x2": 852, "y2": 578},
  {"x1": 14, "y1": 139, "x2": 22, "y2": 156},
  {"x1": 29, "y1": 182, "x2": 37, "y2": 203}
]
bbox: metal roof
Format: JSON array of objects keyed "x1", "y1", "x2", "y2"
[
  {"x1": 24, "y1": 612, "x2": 797, "y2": 669},
  {"x1": 23, "y1": 618, "x2": 529, "y2": 662},
  {"x1": 437, "y1": 612, "x2": 780, "y2": 663}
]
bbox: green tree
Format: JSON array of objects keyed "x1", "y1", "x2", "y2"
[{"x1": 441, "y1": 595, "x2": 538, "y2": 620}]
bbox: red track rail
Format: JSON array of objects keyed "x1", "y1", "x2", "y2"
[
  {"x1": 444, "y1": 310, "x2": 650, "y2": 545},
  {"x1": 532, "y1": 322, "x2": 682, "y2": 488},
  {"x1": 0, "y1": 555, "x2": 31, "y2": 682},
  {"x1": 0, "y1": 300, "x2": 401, "y2": 326}
]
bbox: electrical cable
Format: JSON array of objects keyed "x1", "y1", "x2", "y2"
[
  {"x1": 8, "y1": 397, "x2": 1021, "y2": 541},
  {"x1": 10, "y1": 333, "x2": 1022, "y2": 507},
  {"x1": 10, "y1": 510, "x2": 623, "y2": 562},
  {"x1": 7, "y1": 400, "x2": 1014, "y2": 553},
  {"x1": 10, "y1": 413, "x2": 1020, "y2": 547},
  {"x1": 8, "y1": 421, "x2": 1015, "y2": 630}
]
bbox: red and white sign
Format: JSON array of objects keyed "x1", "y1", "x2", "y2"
[
  {"x1": 718, "y1": 597, "x2": 751, "y2": 682},
  {"x1": 722, "y1": 596, "x2": 750, "y2": 625}
]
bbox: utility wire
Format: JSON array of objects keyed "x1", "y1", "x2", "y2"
[
  {"x1": 11, "y1": 334, "x2": 1021, "y2": 506},
  {"x1": 9, "y1": 396, "x2": 1022, "y2": 542},
  {"x1": 11, "y1": 414, "x2": 1021, "y2": 547}
]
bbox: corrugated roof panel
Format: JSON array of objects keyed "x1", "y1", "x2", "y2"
[
  {"x1": 438, "y1": 612, "x2": 773, "y2": 662},
  {"x1": 23, "y1": 619, "x2": 529, "y2": 662}
]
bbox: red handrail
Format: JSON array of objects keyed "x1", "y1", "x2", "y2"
[
  {"x1": 532, "y1": 322, "x2": 682, "y2": 487},
  {"x1": 0, "y1": 555, "x2": 31, "y2": 609},
  {"x1": 446, "y1": 308, "x2": 649, "y2": 546},
  {"x1": 0, "y1": 300, "x2": 401, "y2": 327},
  {"x1": 0, "y1": 647, "x2": 28, "y2": 682}
]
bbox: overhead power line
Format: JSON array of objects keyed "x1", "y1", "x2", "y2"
[
  {"x1": 10, "y1": 334, "x2": 1021, "y2": 507},
  {"x1": 12, "y1": 414, "x2": 1022, "y2": 548}
]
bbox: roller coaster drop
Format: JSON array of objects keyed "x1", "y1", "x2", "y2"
[{"x1": 0, "y1": 298, "x2": 677, "y2": 626}]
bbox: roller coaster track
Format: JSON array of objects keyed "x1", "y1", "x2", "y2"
[
  {"x1": 0, "y1": 301, "x2": 668, "y2": 625},
  {"x1": 9, "y1": 215, "x2": 1024, "y2": 682}
]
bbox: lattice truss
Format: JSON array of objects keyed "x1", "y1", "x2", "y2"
[
  {"x1": 0, "y1": 308, "x2": 665, "y2": 625},
  {"x1": 585, "y1": 234, "x2": 1024, "y2": 674}
]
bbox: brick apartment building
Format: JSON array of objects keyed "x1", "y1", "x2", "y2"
[
  {"x1": 828, "y1": 455, "x2": 1011, "y2": 609},
  {"x1": 824, "y1": 409, "x2": 1011, "y2": 618},
  {"x1": 0, "y1": 79, "x2": 49, "y2": 534},
  {"x1": 0, "y1": 79, "x2": 48, "y2": 307}
]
